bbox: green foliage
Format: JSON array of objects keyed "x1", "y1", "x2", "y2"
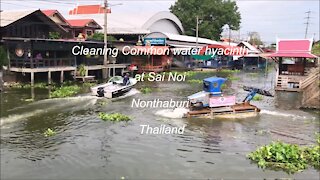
[
  {"x1": 140, "y1": 87, "x2": 152, "y2": 94},
  {"x1": 50, "y1": 85, "x2": 81, "y2": 98},
  {"x1": 44, "y1": 128, "x2": 56, "y2": 137},
  {"x1": 219, "y1": 69, "x2": 240, "y2": 73},
  {"x1": 312, "y1": 42, "x2": 320, "y2": 55},
  {"x1": 248, "y1": 141, "x2": 308, "y2": 174},
  {"x1": 170, "y1": 0, "x2": 241, "y2": 40},
  {"x1": 187, "y1": 79, "x2": 202, "y2": 84},
  {"x1": 221, "y1": 83, "x2": 227, "y2": 89},
  {"x1": 88, "y1": 32, "x2": 117, "y2": 41},
  {"x1": 77, "y1": 64, "x2": 86, "y2": 77},
  {"x1": 0, "y1": 46, "x2": 9, "y2": 68},
  {"x1": 82, "y1": 82, "x2": 97, "y2": 87},
  {"x1": 98, "y1": 112, "x2": 131, "y2": 122},
  {"x1": 227, "y1": 75, "x2": 240, "y2": 81},
  {"x1": 49, "y1": 32, "x2": 61, "y2": 39},
  {"x1": 304, "y1": 133, "x2": 320, "y2": 169},
  {"x1": 248, "y1": 134, "x2": 320, "y2": 174},
  {"x1": 252, "y1": 94, "x2": 263, "y2": 101}
]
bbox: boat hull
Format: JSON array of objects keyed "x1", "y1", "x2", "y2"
[
  {"x1": 185, "y1": 102, "x2": 260, "y2": 119},
  {"x1": 90, "y1": 76, "x2": 137, "y2": 98}
]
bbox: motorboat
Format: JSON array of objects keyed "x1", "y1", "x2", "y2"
[{"x1": 91, "y1": 76, "x2": 137, "y2": 98}]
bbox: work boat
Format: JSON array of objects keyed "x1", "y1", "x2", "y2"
[
  {"x1": 91, "y1": 76, "x2": 137, "y2": 98},
  {"x1": 185, "y1": 77, "x2": 272, "y2": 119}
]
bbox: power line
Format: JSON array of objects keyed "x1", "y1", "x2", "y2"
[{"x1": 304, "y1": 10, "x2": 311, "y2": 39}]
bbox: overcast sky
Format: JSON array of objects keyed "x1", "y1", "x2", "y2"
[{"x1": 1, "y1": 0, "x2": 319, "y2": 43}]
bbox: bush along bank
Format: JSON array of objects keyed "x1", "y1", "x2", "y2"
[{"x1": 247, "y1": 133, "x2": 320, "y2": 174}]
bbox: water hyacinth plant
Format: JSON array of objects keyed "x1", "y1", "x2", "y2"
[
  {"x1": 98, "y1": 112, "x2": 131, "y2": 122},
  {"x1": 140, "y1": 87, "x2": 152, "y2": 94},
  {"x1": 252, "y1": 94, "x2": 263, "y2": 101},
  {"x1": 248, "y1": 134, "x2": 320, "y2": 174},
  {"x1": 50, "y1": 85, "x2": 81, "y2": 98},
  {"x1": 44, "y1": 128, "x2": 56, "y2": 137},
  {"x1": 187, "y1": 79, "x2": 203, "y2": 84},
  {"x1": 227, "y1": 75, "x2": 241, "y2": 81}
]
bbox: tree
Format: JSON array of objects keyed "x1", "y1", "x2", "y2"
[
  {"x1": 170, "y1": 0, "x2": 241, "y2": 40},
  {"x1": 312, "y1": 41, "x2": 320, "y2": 56},
  {"x1": 49, "y1": 32, "x2": 61, "y2": 39}
]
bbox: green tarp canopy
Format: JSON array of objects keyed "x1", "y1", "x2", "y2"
[{"x1": 192, "y1": 54, "x2": 212, "y2": 61}]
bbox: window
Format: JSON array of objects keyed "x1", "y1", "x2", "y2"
[{"x1": 86, "y1": 30, "x2": 93, "y2": 36}]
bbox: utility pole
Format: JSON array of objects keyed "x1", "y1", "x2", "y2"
[
  {"x1": 228, "y1": 25, "x2": 231, "y2": 45},
  {"x1": 103, "y1": 0, "x2": 108, "y2": 79},
  {"x1": 304, "y1": 10, "x2": 311, "y2": 39},
  {"x1": 196, "y1": 16, "x2": 199, "y2": 49}
]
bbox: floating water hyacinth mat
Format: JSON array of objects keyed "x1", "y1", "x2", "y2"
[
  {"x1": 98, "y1": 112, "x2": 131, "y2": 122},
  {"x1": 247, "y1": 134, "x2": 320, "y2": 174}
]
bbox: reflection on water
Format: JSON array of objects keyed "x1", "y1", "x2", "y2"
[{"x1": 1, "y1": 70, "x2": 319, "y2": 179}]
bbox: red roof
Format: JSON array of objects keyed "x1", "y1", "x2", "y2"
[
  {"x1": 269, "y1": 39, "x2": 317, "y2": 58},
  {"x1": 41, "y1": 10, "x2": 57, "y2": 16},
  {"x1": 68, "y1": 5, "x2": 111, "y2": 15},
  {"x1": 66, "y1": 19, "x2": 102, "y2": 28}
]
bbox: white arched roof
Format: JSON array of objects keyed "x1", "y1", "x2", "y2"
[{"x1": 66, "y1": 11, "x2": 184, "y2": 35}]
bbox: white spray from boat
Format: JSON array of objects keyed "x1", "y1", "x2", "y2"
[
  {"x1": 1, "y1": 96, "x2": 99, "y2": 128},
  {"x1": 260, "y1": 109, "x2": 315, "y2": 120},
  {"x1": 155, "y1": 108, "x2": 189, "y2": 119}
]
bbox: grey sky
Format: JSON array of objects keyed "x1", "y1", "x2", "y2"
[{"x1": 1, "y1": 0, "x2": 319, "y2": 43}]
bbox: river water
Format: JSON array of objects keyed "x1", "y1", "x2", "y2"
[{"x1": 1, "y1": 70, "x2": 319, "y2": 179}]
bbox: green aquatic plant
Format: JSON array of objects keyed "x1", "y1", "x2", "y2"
[
  {"x1": 304, "y1": 133, "x2": 320, "y2": 169},
  {"x1": 249, "y1": 72, "x2": 259, "y2": 77},
  {"x1": 248, "y1": 134, "x2": 320, "y2": 174},
  {"x1": 248, "y1": 141, "x2": 308, "y2": 174},
  {"x1": 221, "y1": 83, "x2": 227, "y2": 89},
  {"x1": 98, "y1": 112, "x2": 131, "y2": 122},
  {"x1": 187, "y1": 79, "x2": 202, "y2": 84},
  {"x1": 44, "y1": 128, "x2": 56, "y2": 137},
  {"x1": 252, "y1": 94, "x2": 263, "y2": 101},
  {"x1": 219, "y1": 69, "x2": 240, "y2": 73},
  {"x1": 140, "y1": 87, "x2": 152, "y2": 94},
  {"x1": 50, "y1": 85, "x2": 81, "y2": 98},
  {"x1": 82, "y1": 82, "x2": 97, "y2": 87},
  {"x1": 227, "y1": 75, "x2": 240, "y2": 81}
]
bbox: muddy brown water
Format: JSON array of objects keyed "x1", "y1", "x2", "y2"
[{"x1": 1, "y1": 70, "x2": 319, "y2": 179}]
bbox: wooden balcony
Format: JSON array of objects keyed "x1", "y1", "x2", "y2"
[{"x1": 275, "y1": 67, "x2": 319, "y2": 92}]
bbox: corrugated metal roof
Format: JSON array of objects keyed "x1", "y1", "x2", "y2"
[
  {"x1": 65, "y1": 11, "x2": 183, "y2": 35},
  {"x1": 0, "y1": 10, "x2": 37, "y2": 27},
  {"x1": 238, "y1": 41, "x2": 260, "y2": 53}
]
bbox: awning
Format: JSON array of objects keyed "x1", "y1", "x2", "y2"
[{"x1": 268, "y1": 52, "x2": 318, "y2": 58}]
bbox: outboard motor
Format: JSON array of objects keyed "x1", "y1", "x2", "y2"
[{"x1": 97, "y1": 87, "x2": 105, "y2": 97}]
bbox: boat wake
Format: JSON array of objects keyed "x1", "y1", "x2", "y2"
[
  {"x1": 260, "y1": 109, "x2": 314, "y2": 120},
  {"x1": 155, "y1": 108, "x2": 189, "y2": 119},
  {"x1": 1, "y1": 96, "x2": 98, "y2": 128}
]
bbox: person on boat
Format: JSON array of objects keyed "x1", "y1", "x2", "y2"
[{"x1": 122, "y1": 73, "x2": 130, "y2": 85}]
